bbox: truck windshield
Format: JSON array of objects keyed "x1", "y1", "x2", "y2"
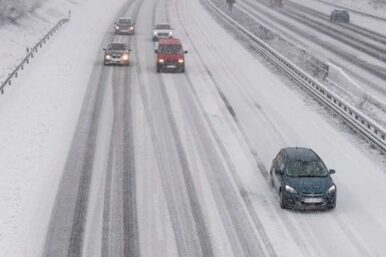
[{"x1": 158, "y1": 45, "x2": 182, "y2": 54}]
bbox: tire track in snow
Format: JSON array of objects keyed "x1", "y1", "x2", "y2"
[
  {"x1": 173, "y1": 2, "x2": 278, "y2": 256},
  {"x1": 42, "y1": 1, "x2": 137, "y2": 256},
  {"x1": 102, "y1": 0, "x2": 146, "y2": 255},
  {"x1": 130, "y1": 1, "x2": 215, "y2": 256}
]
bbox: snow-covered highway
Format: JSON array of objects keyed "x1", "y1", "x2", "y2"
[{"x1": 1, "y1": 0, "x2": 386, "y2": 256}]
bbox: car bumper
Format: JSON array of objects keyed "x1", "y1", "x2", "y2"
[
  {"x1": 152, "y1": 35, "x2": 173, "y2": 41},
  {"x1": 283, "y1": 192, "x2": 336, "y2": 210},
  {"x1": 115, "y1": 29, "x2": 134, "y2": 35},
  {"x1": 157, "y1": 63, "x2": 184, "y2": 72},
  {"x1": 104, "y1": 59, "x2": 130, "y2": 65}
]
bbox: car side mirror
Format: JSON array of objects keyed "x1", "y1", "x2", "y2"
[
  {"x1": 103, "y1": 48, "x2": 106, "y2": 51},
  {"x1": 154, "y1": 50, "x2": 158, "y2": 53},
  {"x1": 329, "y1": 169, "x2": 336, "y2": 175},
  {"x1": 184, "y1": 50, "x2": 188, "y2": 54},
  {"x1": 129, "y1": 49, "x2": 132, "y2": 52}
]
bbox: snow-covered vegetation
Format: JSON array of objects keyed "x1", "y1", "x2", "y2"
[{"x1": 0, "y1": 0, "x2": 45, "y2": 22}]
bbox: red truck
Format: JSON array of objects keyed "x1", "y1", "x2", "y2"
[{"x1": 155, "y1": 38, "x2": 188, "y2": 73}]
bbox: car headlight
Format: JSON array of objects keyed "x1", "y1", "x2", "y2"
[
  {"x1": 285, "y1": 185, "x2": 297, "y2": 194},
  {"x1": 130, "y1": 26, "x2": 134, "y2": 30},
  {"x1": 169, "y1": 31, "x2": 173, "y2": 36},
  {"x1": 105, "y1": 55, "x2": 111, "y2": 60},
  {"x1": 178, "y1": 59, "x2": 184, "y2": 63},
  {"x1": 327, "y1": 185, "x2": 336, "y2": 194},
  {"x1": 153, "y1": 31, "x2": 157, "y2": 36},
  {"x1": 158, "y1": 59, "x2": 164, "y2": 63},
  {"x1": 115, "y1": 26, "x2": 120, "y2": 29},
  {"x1": 122, "y1": 54, "x2": 129, "y2": 61}
]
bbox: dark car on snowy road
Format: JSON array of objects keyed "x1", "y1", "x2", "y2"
[
  {"x1": 103, "y1": 42, "x2": 131, "y2": 66},
  {"x1": 330, "y1": 9, "x2": 350, "y2": 23},
  {"x1": 115, "y1": 17, "x2": 135, "y2": 35},
  {"x1": 270, "y1": 147, "x2": 337, "y2": 210}
]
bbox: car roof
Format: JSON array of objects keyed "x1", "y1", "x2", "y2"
[
  {"x1": 155, "y1": 23, "x2": 171, "y2": 28},
  {"x1": 282, "y1": 147, "x2": 320, "y2": 162},
  {"x1": 159, "y1": 38, "x2": 182, "y2": 45},
  {"x1": 119, "y1": 17, "x2": 132, "y2": 20}
]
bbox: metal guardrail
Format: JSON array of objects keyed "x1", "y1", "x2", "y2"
[
  {"x1": 0, "y1": 17, "x2": 69, "y2": 95},
  {"x1": 206, "y1": 0, "x2": 386, "y2": 152}
]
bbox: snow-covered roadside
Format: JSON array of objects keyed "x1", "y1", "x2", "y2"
[
  {"x1": 0, "y1": 0, "x2": 78, "y2": 84},
  {"x1": 0, "y1": 0, "x2": 128, "y2": 256},
  {"x1": 290, "y1": 0, "x2": 386, "y2": 36},
  {"x1": 315, "y1": 0, "x2": 386, "y2": 17}
]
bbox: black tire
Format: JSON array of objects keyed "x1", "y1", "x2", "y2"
[
  {"x1": 270, "y1": 173, "x2": 274, "y2": 187},
  {"x1": 279, "y1": 190, "x2": 288, "y2": 209}
]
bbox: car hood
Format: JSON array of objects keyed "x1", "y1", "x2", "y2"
[
  {"x1": 154, "y1": 29, "x2": 172, "y2": 33},
  {"x1": 105, "y1": 50, "x2": 128, "y2": 55},
  {"x1": 158, "y1": 53, "x2": 184, "y2": 61},
  {"x1": 117, "y1": 24, "x2": 132, "y2": 28},
  {"x1": 284, "y1": 176, "x2": 334, "y2": 194}
]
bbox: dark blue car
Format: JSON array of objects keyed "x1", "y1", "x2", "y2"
[{"x1": 270, "y1": 147, "x2": 337, "y2": 210}]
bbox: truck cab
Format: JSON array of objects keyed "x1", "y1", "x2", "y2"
[{"x1": 155, "y1": 38, "x2": 187, "y2": 73}]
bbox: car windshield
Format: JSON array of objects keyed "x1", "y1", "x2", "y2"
[
  {"x1": 286, "y1": 160, "x2": 329, "y2": 177},
  {"x1": 108, "y1": 44, "x2": 127, "y2": 51},
  {"x1": 155, "y1": 24, "x2": 171, "y2": 30},
  {"x1": 118, "y1": 18, "x2": 131, "y2": 25},
  {"x1": 158, "y1": 45, "x2": 182, "y2": 54}
]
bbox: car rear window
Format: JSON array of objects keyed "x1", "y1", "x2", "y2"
[{"x1": 158, "y1": 44, "x2": 182, "y2": 54}]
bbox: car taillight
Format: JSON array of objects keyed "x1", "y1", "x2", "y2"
[
  {"x1": 178, "y1": 59, "x2": 184, "y2": 63},
  {"x1": 158, "y1": 59, "x2": 164, "y2": 63}
]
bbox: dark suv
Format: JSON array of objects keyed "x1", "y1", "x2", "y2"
[
  {"x1": 270, "y1": 147, "x2": 337, "y2": 210},
  {"x1": 330, "y1": 9, "x2": 350, "y2": 23}
]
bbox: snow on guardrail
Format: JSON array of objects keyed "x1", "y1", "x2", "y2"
[
  {"x1": 206, "y1": 0, "x2": 386, "y2": 153},
  {"x1": 0, "y1": 17, "x2": 69, "y2": 95}
]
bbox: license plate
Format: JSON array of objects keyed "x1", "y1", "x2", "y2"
[
  {"x1": 304, "y1": 198, "x2": 323, "y2": 204},
  {"x1": 167, "y1": 65, "x2": 176, "y2": 69}
]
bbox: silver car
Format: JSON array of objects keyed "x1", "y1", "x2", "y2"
[
  {"x1": 115, "y1": 17, "x2": 135, "y2": 35},
  {"x1": 103, "y1": 42, "x2": 131, "y2": 66},
  {"x1": 152, "y1": 24, "x2": 173, "y2": 41}
]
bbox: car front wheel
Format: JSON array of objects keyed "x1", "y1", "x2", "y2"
[{"x1": 279, "y1": 190, "x2": 288, "y2": 209}]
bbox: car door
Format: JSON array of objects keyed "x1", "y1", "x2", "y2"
[{"x1": 272, "y1": 152, "x2": 285, "y2": 193}]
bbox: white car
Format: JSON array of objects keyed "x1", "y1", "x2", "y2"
[{"x1": 152, "y1": 24, "x2": 173, "y2": 41}]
